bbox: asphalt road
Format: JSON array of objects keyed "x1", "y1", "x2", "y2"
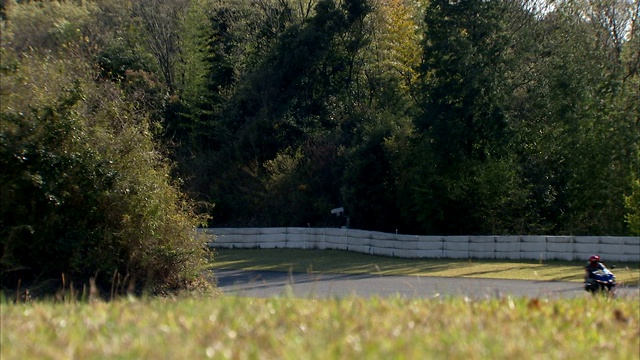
[{"x1": 214, "y1": 269, "x2": 640, "y2": 300}]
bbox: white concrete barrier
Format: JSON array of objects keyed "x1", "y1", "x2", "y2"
[
  {"x1": 202, "y1": 228, "x2": 640, "y2": 263},
  {"x1": 371, "y1": 247, "x2": 395, "y2": 257},
  {"x1": 371, "y1": 239, "x2": 394, "y2": 249},
  {"x1": 349, "y1": 236, "x2": 370, "y2": 247},
  {"x1": 393, "y1": 249, "x2": 420, "y2": 258},
  {"x1": 469, "y1": 236, "x2": 495, "y2": 259},
  {"x1": 347, "y1": 245, "x2": 370, "y2": 253},
  {"x1": 444, "y1": 237, "x2": 469, "y2": 251},
  {"x1": 443, "y1": 236, "x2": 469, "y2": 258},
  {"x1": 348, "y1": 229, "x2": 372, "y2": 239},
  {"x1": 394, "y1": 236, "x2": 420, "y2": 250},
  {"x1": 545, "y1": 236, "x2": 573, "y2": 261},
  {"x1": 495, "y1": 236, "x2": 520, "y2": 260},
  {"x1": 418, "y1": 249, "x2": 444, "y2": 258},
  {"x1": 307, "y1": 228, "x2": 327, "y2": 249},
  {"x1": 259, "y1": 241, "x2": 285, "y2": 249},
  {"x1": 418, "y1": 242, "x2": 443, "y2": 251}
]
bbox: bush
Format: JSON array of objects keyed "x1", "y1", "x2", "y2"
[{"x1": 0, "y1": 51, "x2": 212, "y2": 297}]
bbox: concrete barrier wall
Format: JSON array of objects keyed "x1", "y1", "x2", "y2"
[{"x1": 199, "y1": 228, "x2": 640, "y2": 263}]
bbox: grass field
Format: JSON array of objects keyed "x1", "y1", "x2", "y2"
[
  {"x1": 1, "y1": 295, "x2": 639, "y2": 359},
  {"x1": 2, "y1": 249, "x2": 639, "y2": 359},
  {"x1": 210, "y1": 248, "x2": 640, "y2": 286}
]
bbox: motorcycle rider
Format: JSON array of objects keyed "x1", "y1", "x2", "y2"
[
  {"x1": 584, "y1": 254, "x2": 617, "y2": 295},
  {"x1": 584, "y1": 254, "x2": 608, "y2": 283}
]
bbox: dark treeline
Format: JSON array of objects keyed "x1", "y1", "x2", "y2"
[
  {"x1": 165, "y1": 0, "x2": 639, "y2": 236},
  {"x1": 2, "y1": 0, "x2": 639, "y2": 251}
]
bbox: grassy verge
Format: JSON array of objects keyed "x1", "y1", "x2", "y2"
[
  {"x1": 2, "y1": 295, "x2": 639, "y2": 359},
  {"x1": 210, "y1": 248, "x2": 640, "y2": 286}
]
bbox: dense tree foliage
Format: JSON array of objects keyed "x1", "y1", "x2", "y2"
[
  {"x1": 1, "y1": 0, "x2": 638, "y2": 296},
  {"x1": 1, "y1": 1, "x2": 211, "y2": 294}
]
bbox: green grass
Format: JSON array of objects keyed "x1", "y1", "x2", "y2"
[
  {"x1": 1, "y1": 295, "x2": 639, "y2": 359},
  {"x1": 210, "y1": 248, "x2": 640, "y2": 286},
  {"x1": 2, "y1": 249, "x2": 638, "y2": 359}
]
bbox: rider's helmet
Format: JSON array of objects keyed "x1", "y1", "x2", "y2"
[{"x1": 589, "y1": 255, "x2": 600, "y2": 263}]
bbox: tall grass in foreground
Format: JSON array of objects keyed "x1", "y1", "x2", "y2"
[{"x1": 1, "y1": 295, "x2": 638, "y2": 359}]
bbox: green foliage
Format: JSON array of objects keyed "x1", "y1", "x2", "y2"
[
  {"x1": 5, "y1": 0, "x2": 96, "y2": 53},
  {"x1": 406, "y1": 0, "x2": 527, "y2": 234},
  {"x1": 88, "y1": 0, "x2": 158, "y2": 81},
  {"x1": 171, "y1": 0, "x2": 376, "y2": 226},
  {"x1": 3, "y1": 0, "x2": 638, "y2": 245},
  {"x1": 501, "y1": 0, "x2": 639, "y2": 235},
  {"x1": 1, "y1": 11, "x2": 210, "y2": 295},
  {"x1": 261, "y1": 142, "x2": 342, "y2": 227},
  {"x1": 341, "y1": 110, "x2": 412, "y2": 232},
  {"x1": 418, "y1": 0, "x2": 511, "y2": 159},
  {"x1": 179, "y1": 0, "x2": 635, "y2": 235},
  {"x1": 396, "y1": 0, "x2": 639, "y2": 235},
  {"x1": 625, "y1": 174, "x2": 640, "y2": 236}
]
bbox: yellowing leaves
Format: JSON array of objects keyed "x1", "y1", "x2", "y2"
[{"x1": 367, "y1": 0, "x2": 422, "y2": 89}]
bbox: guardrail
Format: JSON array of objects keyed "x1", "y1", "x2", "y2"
[{"x1": 199, "y1": 227, "x2": 640, "y2": 263}]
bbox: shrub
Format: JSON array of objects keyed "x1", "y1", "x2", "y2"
[{"x1": 0, "y1": 51, "x2": 211, "y2": 297}]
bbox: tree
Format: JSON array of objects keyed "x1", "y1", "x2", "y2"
[
  {"x1": 132, "y1": 0, "x2": 189, "y2": 93},
  {"x1": 407, "y1": 0, "x2": 531, "y2": 234},
  {"x1": 192, "y1": 0, "x2": 374, "y2": 226},
  {"x1": 0, "y1": 2, "x2": 211, "y2": 295},
  {"x1": 341, "y1": 110, "x2": 415, "y2": 232},
  {"x1": 363, "y1": 0, "x2": 422, "y2": 107},
  {"x1": 2, "y1": 0, "x2": 96, "y2": 54},
  {"x1": 508, "y1": 0, "x2": 639, "y2": 235}
]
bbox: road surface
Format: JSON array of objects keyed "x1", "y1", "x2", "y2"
[{"x1": 214, "y1": 269, "x2": 639, "y2": 299}]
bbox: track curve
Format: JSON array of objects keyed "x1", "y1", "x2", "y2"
[{"x1": 214, "y1": 270, "x2": 639, "y2": 299}]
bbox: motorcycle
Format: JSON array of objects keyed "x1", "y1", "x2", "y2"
[{"x1": 584, "y1": 267, "x2": 616, "y2": 295}]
